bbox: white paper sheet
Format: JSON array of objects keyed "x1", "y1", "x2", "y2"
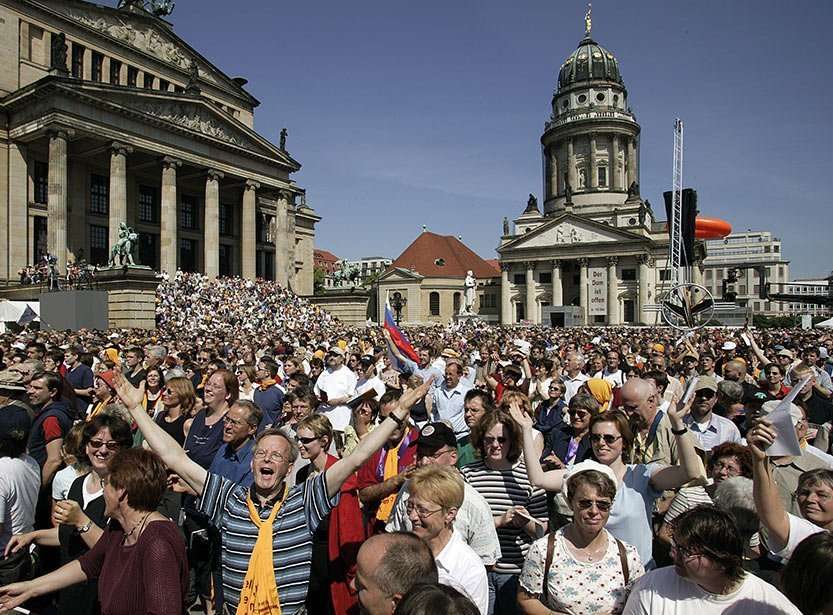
[{"x1": 764, "y1": 376, "x2": 811, "y2": 457}]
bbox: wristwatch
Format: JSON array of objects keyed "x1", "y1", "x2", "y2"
[
  {"x1": 671, "y1": 426, "x2": 688, "y2": 436},
  {"x1": 387, "y1": 413, "x2": 405, "y2": 429},
  {"x1": 77, "y1": 520, "x2": 93, "y2": 534}
]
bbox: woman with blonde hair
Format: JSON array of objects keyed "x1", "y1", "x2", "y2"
[
  {"x1": 236, "y1": 364, "x2": 257, "y2": 401},
  {"x1": 153, "y1": 376, "x2": 195, "y2": 447}
]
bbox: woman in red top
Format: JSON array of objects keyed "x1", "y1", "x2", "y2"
[{"x1": 0, "y1": 448, "x2": 188, "y2": 615}]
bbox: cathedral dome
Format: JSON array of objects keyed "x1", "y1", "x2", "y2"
[{"x1": 557, "y1": 37, "x2": 623, "y2": 91}]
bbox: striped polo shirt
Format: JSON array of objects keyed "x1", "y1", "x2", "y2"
[{"x1": 198, "y1": 470, "x2": 337, "y2": 614}]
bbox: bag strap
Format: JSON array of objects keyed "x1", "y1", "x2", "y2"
[
  {"x1": 542, "y1": 530, "x2": 556, "y2": 603},
  {"x1": 616, "y1": 538, "x2": 630, "y2": 586}
]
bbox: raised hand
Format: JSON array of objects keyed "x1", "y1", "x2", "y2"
[
  {"x1": 112, "y1": 366, "x2": 146, "y2": 410},
  {"x1": 747, "y1": 419, "x2": 776, "y2": 461},
  {"x1": 398, "y1": 375, "x2": 434, "y2": 411},
  {"x1": 508, "y1": 399, "x2": 534, "y2": 430},
  {"x1": 53, "y1": 499, "x2": 86, "y2": 528}
]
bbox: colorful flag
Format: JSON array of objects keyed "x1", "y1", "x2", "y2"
[
  {"x1": 384, "y1": 302, "x2": 419, "y2": 363},
  {"x1": 17, "y1": 304, "x2": 37, "y2": 327}
]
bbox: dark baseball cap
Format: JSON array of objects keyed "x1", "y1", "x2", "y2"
[
  {"x1": 417, "y1": 422, "x2": 456, "y2": 454},
  {"x1": 743, "y1": 390, "x2": 769, "y2": 406},
  {"x1": 0, "y1": 404, "x2": 32, "y2": 442}
]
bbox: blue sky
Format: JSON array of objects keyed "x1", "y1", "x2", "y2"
[{"x1": 159, "y1": 0, "x2": 831, "y2": 278}]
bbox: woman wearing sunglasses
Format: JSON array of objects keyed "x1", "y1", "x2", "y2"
[
  {"x1": 518, "y1": 461, "x2": 644, "y2": 615},
  {"x1": 461, "y1": 407, "x2": 548, "y2": 615},
  {"x1": 4, "y1": 414, "x2": 133, "y2": 615},
  {"x1": 511, "y1": 394, "x2": 704, "y2": 570}
]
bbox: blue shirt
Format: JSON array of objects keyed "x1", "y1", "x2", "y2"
[
  {"x1": 684, "y1": 412, "x2": 741, "y2": 451},
  {"x1": 253, "y1": 385, "x2": 285, "y2": 426},
  {"x1": 432, "y1": 381, "x2": 473, "y2": 437},
  {"x1": 208, "y1": 439, "x2": 254, "y2": 486},
  {"x1": 605, "y1": 463, "x2": 662, "y2": 569}
]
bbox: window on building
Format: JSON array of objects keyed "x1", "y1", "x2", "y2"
[
  {"x1": 598, "y1": 166, "x2": 607, "y2": 187},
  {"x1": 219, "y1": 203, "x2": 233, "y2": 236},
  {"x1": 158, "y1": 79, "x2": 169, "y2": 92},
  {"x1": 739, "y1": 285, "x2": 747, "y2": 295},
  {"x1": 705, "y1": 269, "x2": 713, "y2": 280},
  {"x1": 539, "y1": 272, "x2": 552, "y2": 284},
  {"x1": 219, "y1": 244, "x2": 233, "y2": 277},
  {"x1": 71, "y1": 44, "x2": 84, "y2": 78},
  {"x1": 89, "y1": 174, "x2": 108, "y2": 215},
  {"x1": 91, "y1": 52, "x2": 103, "y2": 82},
  {"x1": 429, "y1": 292, "x2": 440, "y2": 316},
  {"x1": 127, "y1": 66, "x2": 138, "y2": 87},
  {"x1": 110, "y1": 59, "x2": 122, "y2": 85},
  {"x1": 180, "y1": 195, "x2": 198, "y2": 230},
  {"x1": 660, "y1": 269, "x2": 672, "y2": 281},
  {"x1": 753, "y1": 284, "x2": 760, "y2": 295},
  {"x1": 256, "y1": 214, "x2": 270, "y2": 243},
  {"x1": 453, "y1": 292, "x2": 461, "y2": 314},
  {"x1": 143, "y1": 72, "x2": 154, "y2": 89},
  {"x1": 513, "y1": 274, "x2": 525, "y2": 285},
  {"x1": 622, "y1": 268, "x2": 636, "y2": 281},
  {"x1": 179, "y1": 238, "x2": 197, "y2": 272},
  {"x1": 138, "y1": 185, "x2": 159, "y2": 223},
  {"x1": 33, "y1": 161, "x2": 48, "y2": 204},
  {"x1": 138, "y1": 233, "x2": 159, "y2": 271},
  {"x1": 89, "y1": 224, "x2": 108, "y2": 265}
]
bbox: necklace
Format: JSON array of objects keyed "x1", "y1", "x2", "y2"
[
  {"x1": 122, "y1": 511, "x2": 152, "y2": 545},
  {"x1": 566, "y1": 526, "x2": 608, "y2": 562}
]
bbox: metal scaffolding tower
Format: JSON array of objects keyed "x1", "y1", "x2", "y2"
[{"x1": 668, "y1": 118, "x2": 684, "y2": 285}]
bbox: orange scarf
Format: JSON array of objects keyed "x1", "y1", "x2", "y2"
[{"x1": 376, "y1": 445, "x2": 401, "y2": 522}]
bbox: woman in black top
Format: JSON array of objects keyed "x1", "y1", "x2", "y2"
[
  {"x1": 153, "y1": 377, "x2": 196, "y2": 447},
  {"x1": 5, "y1": 414, "x2": 133, "y2": 615}
]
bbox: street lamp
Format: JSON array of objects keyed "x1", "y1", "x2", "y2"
[{"x1": 391, "y1": 291, "x2": 407, "y2": 325}]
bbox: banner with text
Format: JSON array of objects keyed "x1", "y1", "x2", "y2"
[{"x1": 588, "y1": 267, "x2": 608, "y2": 316}]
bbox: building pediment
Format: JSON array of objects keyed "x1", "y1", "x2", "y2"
[
  {"x1": 500, "y1": 214, "x2": 646, "y2": 252},
  {"x1": 35, "y1": 0, "x2": 256, "y2": 105},
  {"x1": 378, "y1": 267, "x2": 424, "y2": 283}
]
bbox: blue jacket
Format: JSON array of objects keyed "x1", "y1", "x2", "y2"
[
  {"x1": 254, "y1": 385, "x2": 285, "y2": 427},
  {"x1": 28, "y1": 400, "x2": 74, "y2": 469}
]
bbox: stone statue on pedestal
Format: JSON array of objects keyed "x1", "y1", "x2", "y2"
[
  {"x1": 564, "y1": 174, "x2": 574, "y2": 204},
  {"x1": 280, "y1": 128, "x2": 288, "y2": 151},
  {"x1": 502, "y1": 217, "x2": 510, "y2": 236},
  {"x1": 108, "y1": 222, "x2": 138, "y2": 267},
  {"x1": 461, "y1": 270, "x2": 477, "y2": 315},
  {"x1": 50, "y1": 32, "x2": 68, "y2": 75}
]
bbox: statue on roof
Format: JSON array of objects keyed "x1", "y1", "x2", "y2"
[
  {"x1": 280, "y1": 128, "x2": 288, "y2": 151},
  {"x1": 584, "y1": 3, "x2": 592, "y2": 37},
  {"x1": 50, "y1": 32, "x2": 68, "y2": 75},
  {"x1": 118, "y1": 0, "x2": 175, "y2": 17},
  {"x1": 524, "y1": 193, "x2": 539, "y2": 214},
  {"x1": 502, "y1": 217, "x2": 510, "y2": 236},
  {"x1": 627, "y1": 180, "x2": 640, "y2": 198}
]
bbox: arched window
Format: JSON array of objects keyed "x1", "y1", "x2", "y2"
[
  {"x1": 453, "y1": 292, "x2": 461, "y2": 314},
  {"x1": 429, "y1": 292, "x2": 440, "y2": 316}
]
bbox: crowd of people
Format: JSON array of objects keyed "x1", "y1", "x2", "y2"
[{"x1": 0, "y1": 273, "x2": 832, "y2": 614}]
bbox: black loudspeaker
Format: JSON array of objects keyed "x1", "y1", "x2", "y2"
[
  {"x1": 663, "y1": 188, "x2": 698, "y2": 266},
  {"x1": 40, "y1": 291, "x2": 109, "y2": 330}
]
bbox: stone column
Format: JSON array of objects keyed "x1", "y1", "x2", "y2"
[
  {"x1": 638, "y1": 254, "x2": 651, "y2": 324},
  {"x1": 203, "y1": 169, "x2": 223, "y2": 278},
  {"x1": 160, "y1": 156, "x2": 181, "y2": 275},
  {"x1": 627, "y1": 137, "x2": 637, "y2": 187},
  {"x1": 551, "y1": 259, "x2": 563, "y2": 306},
  {"x1": 274, "y1": 190, "x2": 291, "y2": 287},
  {"x1": 590, "y1": 133, "x2": 598, "y2": 189},
  {"x1": 611, "y1": 134, "x2": 620, "y2": 190},
  {"x1": 48, "y1": 129, "x2": 70, "y2": 273},
  {"x1": 607, "y1": 256, "x2": 619, "y2": 325},
  {"x1": 108, "y1": 142, "x2": 132, "y2": 251},
  {"x1": 525, "y1": 262, "x2": 537, "y2": 324},
  {"x1": 500, "y1": 263, "x2": 512, "y2": 325},
  {"x1": 241, "y1": 180, "x2": 259, "y2": 280},
  {"x1": 567, "y1": 138, "x2": 577, "y2": 190},
  {"x1": 549, "y1": 148, "x2": 559, "y2": 198},
  {"x1": 578, "y1": 258, "x2": 589, "y2": 324}
]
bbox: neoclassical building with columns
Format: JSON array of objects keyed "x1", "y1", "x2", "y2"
[
  {"x1": 0, "y1": 0, "x2": 318, "y2": 294},
  {"x1": 497, "y1": 23, "x2": 705, "y2": 326}
]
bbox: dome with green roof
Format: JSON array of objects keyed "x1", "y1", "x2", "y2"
[{"x1": 558, "y1": 36, "x2": 623, "y2": 91}]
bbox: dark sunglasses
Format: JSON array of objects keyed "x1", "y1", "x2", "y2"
[
  {"x1": 484, "y1": 436, "x2": 508, "y2": 445},
  {"x1": 577, "y1": 499, "x2": 612, "y2": 511},
  {"x1": 88, "y1": 439, "x2": 120, "y2": 451},
  {"x1": 590, "y1": 434, "x2": 622, "y2": 446},
  {"x1": 297, "y1": 436, "x2": 319, "y2": 445}
]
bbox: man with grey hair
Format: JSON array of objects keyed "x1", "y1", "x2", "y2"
[
  {"x1": 145, "y1": 344, "x2": 168, "y2": 371},
  {"x1": 353, "y1": 532, "x2": 439, "y2": 615},
  {"x1": 561, "y1": 351, "x2": 588, "y2": 404}
]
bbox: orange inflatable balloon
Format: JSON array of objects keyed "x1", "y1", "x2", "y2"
[{"x1": 694, "y1": 217, "x2": 732, "y2": 239}]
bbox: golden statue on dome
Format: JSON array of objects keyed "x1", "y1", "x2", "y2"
[{"x1": 584, "y1": 3, "x2": 592, "y2": 37}]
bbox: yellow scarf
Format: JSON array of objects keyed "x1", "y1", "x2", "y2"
[
  {"x1": 236, "y1": 486, "x2": 288, "y2": 615},
  {"x1": 376, "y1": 445, "x2": 401, "y2": 522}
]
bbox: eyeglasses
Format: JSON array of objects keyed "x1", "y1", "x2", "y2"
[
  {"x1": 405, "y1": 502, "x2": 444, "y2": 518},
  {"x1": 297, "y1": 436, "x2": 319, "y2": 445},
  {"x1": 223, "y1": 416, "x2": 247, "y2": 428},
  {"x1": 254, "y1": 449, "x2": 287, "y2": 463},
  {"x1": 484, "y1": 436, "x2": 508, "y2": 445},
  {"x1": 163, "y1": 387, "x2": 175, "y2": 395},
  {"x1": 590, "y1": 434, "x2": 622, "y2": 446},
  {"x1": 695, "y1": 390, "x2": 715, "y2": 400},
  {"x1": 88, "y1": 439, "x2": 120, "y2": 451},
  {"x1": 576, "y1": 499, "x2": 612, "y2": 511},
  {"x1": 569, "y1": 409, "x2": 590, "y2": 418},
  {"x1": 420, "y1": 447, "x2": 454, "y2": 461}
]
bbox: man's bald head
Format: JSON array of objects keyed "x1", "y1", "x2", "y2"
[
  {"x1": 621, "y1": 378, "x2": 658, "y2": 428},
  {"x1": 723, "y1": 360, "x2": 747, "y2": 382}
]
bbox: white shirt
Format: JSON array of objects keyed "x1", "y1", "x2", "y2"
[
  {"x1": 0, "y1": 454, "x2": 40, "y2": 554},
  {"x1": 771, "y1": 513, "x2": 825, "y2": 561},
  {"x1": 562, "y1": 372, "x2": 590, "y2": 403},
  {"x1": 435, "y1": 530, "x2": 489, "y2": 615},
  {"x1": 623, "y1": 566, "x2": 801, "y2": 615},
  {"x1": 314, "y1": 365, "x2": 358, "y2": 431},
  {"x1": 386, "y1": 480, "x2": 502, "y2": 566},
  {"x1": 355, "y1": 375, "x2": 386, "y2": 402},
  {"x1": 804, "y1": 444, "x2": 833, "y2": 468},
  {"x1": 595, "y1": 368, "x2": 626, "y2": 389}
]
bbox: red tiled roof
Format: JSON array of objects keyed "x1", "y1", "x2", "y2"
[
  {"x1": 314, "y1": 249, "x2": 340, "y2": 263},
  {"x1": 388, "y1": 232, "x2": 499, "y2": 279},
  {"x1": 485, "y1": 259, "x2": 501, "y2": 275}
]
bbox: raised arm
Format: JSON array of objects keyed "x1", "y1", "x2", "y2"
[
  {"x1": 508, "y1": 402, "x2": 566, "y2": 492},
  {"x1": 748, "y1": 420, "x2": 791, "y2": 551},
  {"x1": 326, "y1": 377, "x2": 433, "y2": 499},
  {"x1": 746, "y1": 330, "x2": 772, "y2": 368},
  {"x1": 112, "y1": 367, "x2": 207, "y2": 496},
  {"x1": 382, "y1": 328, "x2": 409, "y2": 368},
  {"x1": 649, "y1": 396, "x2": 707, "y2": 491}
]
